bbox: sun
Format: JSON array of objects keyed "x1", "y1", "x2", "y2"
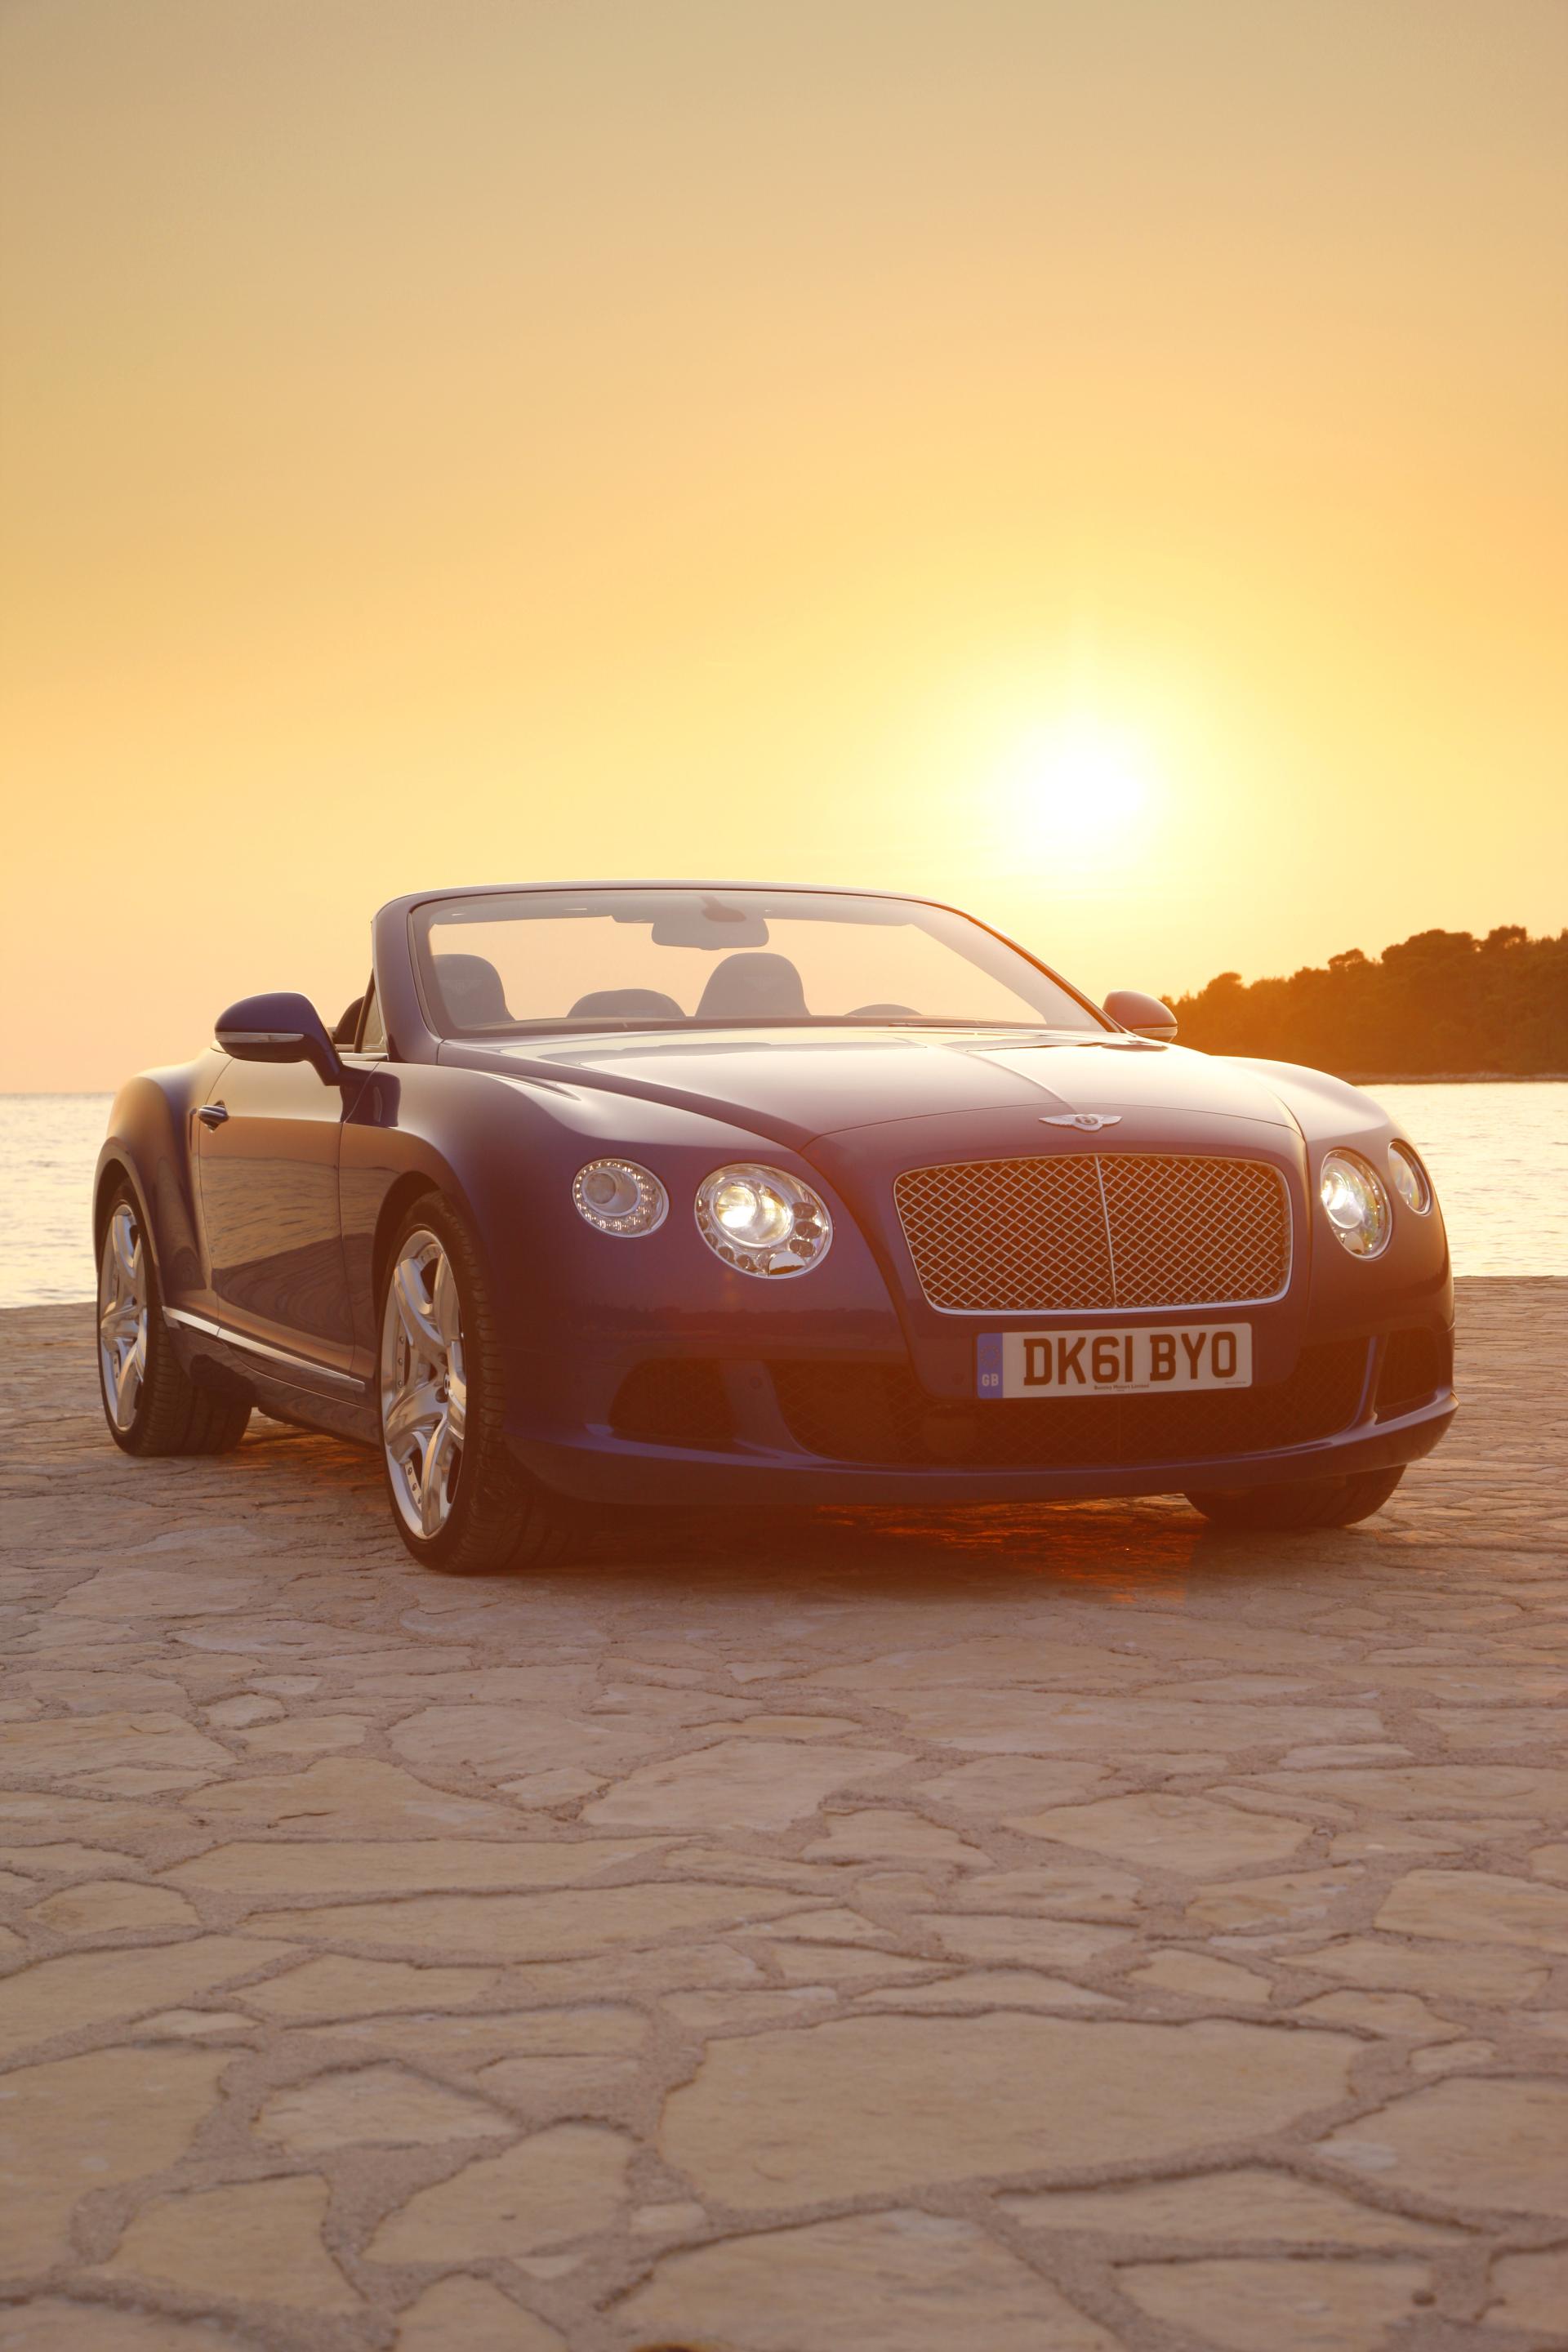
[{"x1": 997, "y1": 715, "x2": 1153, "y2": 854}]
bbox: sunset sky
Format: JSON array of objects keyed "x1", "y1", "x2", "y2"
[{"x1": 2, "y1": 0, "x2": 1564, "y2": 1092}]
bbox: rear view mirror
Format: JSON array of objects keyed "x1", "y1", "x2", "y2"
[
  {"x1": 1103, "y1": 989, "x2": 1178, "y2": 1041},
  {"x1": 215, "y1": 991, "x2": 345, "y2": 1084}
]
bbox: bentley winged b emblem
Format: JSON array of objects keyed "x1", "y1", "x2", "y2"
[{"x1": 1040, "y1": 1112, "x2": 1123, "y2": 1132}]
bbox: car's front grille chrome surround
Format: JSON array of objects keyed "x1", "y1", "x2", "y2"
[{"x1": 893, "y1": 1152, "x2": 1293, "y2": 1315}]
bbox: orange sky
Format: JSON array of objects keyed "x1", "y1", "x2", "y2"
[{"x1": 2, "y1": 0, "x2": 1565, "y2": 1091}]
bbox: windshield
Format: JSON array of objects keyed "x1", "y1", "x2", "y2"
[{"x1": 412, "y1": 888, "x2": 1107, "y2": 1038}]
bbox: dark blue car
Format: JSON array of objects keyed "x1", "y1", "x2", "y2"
[{"x1": 95, "y1": 884, "x2": 1454, "y2": 1569}]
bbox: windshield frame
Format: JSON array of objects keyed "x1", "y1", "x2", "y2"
[{"x1": 406, "y1": 883, "x2": 1115, "y2": 1042}]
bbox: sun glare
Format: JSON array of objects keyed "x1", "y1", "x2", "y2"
[{"x1": 1000, "y1": 716, "x2": 1153, "y2": 854}]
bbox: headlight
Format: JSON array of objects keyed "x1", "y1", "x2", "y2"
[
  {"x1": 572, "y1": 1159, "x2": 668, "y2": 1236},
  {"x1": 695, "y1": 1164, "x2": 833, "y2": 1277},
  {"x1": 1319, "y1": 1149, "x2": 1391, "y2": 1259},
  {"x1": 1388, "y1": 1140, "x2": 1432, "y2": 1215}
]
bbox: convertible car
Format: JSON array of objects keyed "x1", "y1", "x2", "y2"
[{"x1": 95, "y1": 884, "x2": 1454, "y2": 1570}]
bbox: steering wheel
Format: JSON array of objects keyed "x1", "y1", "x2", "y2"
[{"x1": 847, "y1": 1003, "x2": 920, "y2": 1019}]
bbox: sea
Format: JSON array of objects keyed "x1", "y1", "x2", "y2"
[{"x1": 2, "y1": 1083, "x2": 1565, "y2": 1310}]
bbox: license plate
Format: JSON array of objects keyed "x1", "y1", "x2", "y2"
[{"x1": 977, "y1": 1324, "x2": 1253, "y2": 1398}]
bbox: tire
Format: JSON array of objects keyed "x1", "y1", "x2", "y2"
[
  {"x1": 377, "y1": 1192, "x2": 579, "y2": 1572},
  {"x1": 96, "y1": 1181, "x2": 252, "y2": 1457},
  {"x1": 1185, "y1": 1465, "x2": 1405, "y2": 1531}
]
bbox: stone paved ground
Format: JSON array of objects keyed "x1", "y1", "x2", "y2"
[{"x1": 2, "y1": 1281, "x2": 1566, "y2": 2352}]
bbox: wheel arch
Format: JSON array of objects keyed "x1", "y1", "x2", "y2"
[
  {"x1": 93, "y1": 1068, "x2": 212, "y2": 1303},
  {"x1": 369, "y1": 1169, "x2": 456, "y2": 1321},
  {"x1": 92, "y1": 1151, "x2": 140, "y2": 1252}
]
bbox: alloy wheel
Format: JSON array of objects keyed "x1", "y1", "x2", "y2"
[
  {"x1": 381, "y1": 1228, "x2": 467, "y2": 1539},
  {"x1": 98, "y1": 1200, "x2": 148, "y2": 1432}
]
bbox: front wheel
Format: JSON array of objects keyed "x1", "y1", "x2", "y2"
[
  {"x1": 96, "y1": 1184, "x2": 251, "y2": 1456},
  {"x1": 1185, "y1": 1464, "x2": 1405, "y2": 1531},
  {"x1": 377, "y1": 1195, "x2": 578, "y2": 1572}
]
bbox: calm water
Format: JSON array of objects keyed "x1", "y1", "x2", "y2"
[{"x1": 2, "y1": 1084, "x2": 1564, "y2": 1309}]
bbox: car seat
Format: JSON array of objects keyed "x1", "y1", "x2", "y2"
[
  {"x1": 694, "y1": 951, "x2": 808, "y2": 1020},
  {"x1": 432, "y1": 951, "x2": 511, "y2": 1030}
]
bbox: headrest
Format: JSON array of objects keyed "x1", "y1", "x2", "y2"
[
  {"x1": 432, "y1": 951, "x2": 511, "y2": 1030},
  {"x1": 694, "y1": 951, "x2": 808, "y2": 1020}
]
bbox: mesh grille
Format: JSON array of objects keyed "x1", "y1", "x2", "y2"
[
  {"x1": 609, "y1": 1360, "x2": 733, "y2": 1451},
  {"x1": 1376, "y1": 1326, "x2": 1450, "y2": 1419},
  {"x1": 772, "y1": 1340, "x2": 1367, "y2": 1471},
  {"x1": 894, "y1": 1153, "x2": 1290, "y2": 1313}
]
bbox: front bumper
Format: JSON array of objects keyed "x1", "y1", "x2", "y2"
[
  {"x1": 500, "y1": 1100, "x2": 1457, "y2": 1511},
  {"x1": 510, "y1": 1335, "x2": 1456, "y2": 1508}
]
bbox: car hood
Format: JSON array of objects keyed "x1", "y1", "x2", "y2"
[{"x1": 449, "y1": 1028, "x2": 1301, "y2": 1144}]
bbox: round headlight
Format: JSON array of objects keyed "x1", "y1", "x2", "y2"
[
  {"x1": 695, "y1": 1164, "x2": 833, "y2": 1277},
  {"x1": 1388, "y1": 1140, "x2": 1432, "y2": 1215},
  {"x1": 572, "y1": 1159, "x2": 668, "y2": 1236},
  {"x1": 1320, "y1": 1149, "x2": 1391, "y2": 1259}
]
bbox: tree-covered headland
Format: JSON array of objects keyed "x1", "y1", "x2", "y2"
[{"x1": 1168, "y1": 927, "x2": 1568, "y2": 1077}]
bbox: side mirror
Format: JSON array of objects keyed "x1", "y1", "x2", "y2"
[
  {"x1": 1103, "y1": 989, "x2": 1178, "y2": 1042},
  {"x1": 215, "y1": 991, "x2": 345, "y2": 1085}
]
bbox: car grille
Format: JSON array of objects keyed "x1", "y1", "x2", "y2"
[
  {"x1": 893, "y1": 1152, "x2": 1291, "y2": 1313},
  {"x1": 772, "y1": 1339, "x2": 1368, "y2": 1471}
]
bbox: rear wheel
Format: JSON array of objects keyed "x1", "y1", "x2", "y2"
[
  {"x1": 96, "y1": 1183, "x2": 252, "y2": 1456},
  {"x1": 1185, "y1": 1465, "x2": 1405, "y2": 1530},
  {"x1": 378, "y1": 1194, "x2": 578, "y2": 1572}
]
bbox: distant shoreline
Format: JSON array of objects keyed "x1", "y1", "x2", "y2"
[{"x1": 1334, "y1": 1072, "x2": 1568, "y2": 1085}]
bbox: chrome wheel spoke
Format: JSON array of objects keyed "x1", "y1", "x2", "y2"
[
  {"x1": 385, "y1": 1376, "x2": 444, "y2": 1455},
  {"x1": 381, "y1": 1229, "x2": 466, "y2": 1544},
  {"x1": 432, "y1": 1252, "x2": 461, "y2": 1348},
  {"x1": 393, "y1": 1256, "x2": 443, "y2": 1356},
  {"x1": 418, "y1": 1415, "x2": 456, "y2": 1535},
  {"x1": 99, "y1": 1203, "x2": 149, "y2": 1434},
  {"x1": 114, "y1": 1329, "x2": 144, "y2": 1419},
  {"x1": 111, "y1": 1210, "x2": 140, "y2": 1287}
]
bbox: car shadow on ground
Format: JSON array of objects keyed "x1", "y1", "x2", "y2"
[{"x1": 238, "y1": 1410, "x2": 1396, "y2": 1606}]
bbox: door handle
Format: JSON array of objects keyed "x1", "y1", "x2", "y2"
[{"x1": 197, "y1": 1102, "x2": 229, "y2": 1129}]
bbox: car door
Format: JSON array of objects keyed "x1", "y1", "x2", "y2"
[{"x1": 195, "y1": 1056, "x2": 359, "y2": 1375}]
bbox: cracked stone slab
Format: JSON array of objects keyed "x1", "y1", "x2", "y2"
[
  {"x1": 1001, "y1": 2168, "x2": 1463, "y2": 2246},
  {"x1": 256, "y1": 2061, "x2": 512, "y2": 2151},
  {"x1": 1015, "y1": 1790, "x2": 1311, "y2": 1875},
  {"x1": 1374, "y1": 1866, "x2": 1568, "y2": 1953},
  {"x1": 241, "y1": 1882, "x2": 810, "y2": 1959},
  {"x1": 0, "y1": 1711, "x2": 233, "y2": 1779},
  {"x1": 612, "y1": 2209, "x2": 1122, "y2": 2350},
  {"x1": 100, "y1": 2172, "x2": 359, "y2": 2309},
  {"x1": 0, "y1": 2044, "x2": 229, "y2": 2268},
  {"x1": 1481, "y1": 2247, "x2": 1568, "y2": 2334},
  {"x1": 163, "y1": 1835, "x2": 670, "y2": 1895},
  {"x1": 0, "y1": 2307, "x2": 242, "y2": 2351},
  {"x1": 582, "y1": 1738, "x2": 912, "y2": 1830},
  {"x1": 366, "y1": 2123, "x2": 632, "y2": 2261},
  {"x1": 1285, "y1": 1936, "x2": 1551, "y2": 2005},
  {"x1": 0, "y1": 1936, "x2": 297, "y2": 2060},
  {"x1": 661, "y1": 2012, "x2": 1359, "y2": 2205},
  {"x1": 181, "y1": 1753, "x2": 524, "y2": 1833},
  {"x1": 394, "y1": 2277, "x2": 567, "y2": 2349},
  {"x1": 1317, "y1": 2078, "x2": 1568, "y2": 2216},
  {"x1": 1118, "y1": 2255, "x2": 1432, "y2": 2350}
]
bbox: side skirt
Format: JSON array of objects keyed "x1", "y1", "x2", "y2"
[{"x1": 166, "y1": 1309, "x2": 379, "y2": 1446}]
